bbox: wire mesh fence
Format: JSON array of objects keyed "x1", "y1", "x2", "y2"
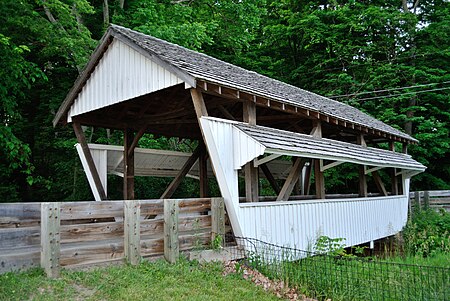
[{"x1": 230, "y1": 236, "x2": 449, "y2": 301}]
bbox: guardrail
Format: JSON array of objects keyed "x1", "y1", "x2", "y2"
[{"x1": 0, "y1": 198, "x2": 225, "y2": 277}]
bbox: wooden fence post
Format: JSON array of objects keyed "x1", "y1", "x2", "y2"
[
  {"x1": 414, "y1": 191, "x2": 421, "y2": 211},
  {"x1": 211, "y1": 198, "x2": 225, "y2": 246},
  {"x1": 124, "y1": 200, "x2": 141, "y2": 265},
  {"x1": 164, "y1": 199, "x2": 179, "y2": 263},
  {"x1": 423, "y1": 191, "x2": 430, "y2": 210},
  {"x1": 40, "y1": 202, "x2": 60, "y2": 278}
]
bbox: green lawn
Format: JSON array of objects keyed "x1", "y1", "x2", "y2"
[{"x1": 0, "y1": 259, "x2": 282, "y2": 301}]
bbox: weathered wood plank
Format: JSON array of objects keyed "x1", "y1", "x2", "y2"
[
  {"x1": 0, "y1": 203, "x2": 41, "y2": 220},
  {"x1": 124, "y1": 200, "x2": 141, "y2": 265},
  {"x1": 60, "y1": 240, "x2": 124, "y2": 266},
  {"x1": 41, "y1": 202, "x2": 61, "y2": 278},
  {"x1": 59, "y1": 201, "x2": 123, "y2": 220},
  {"x1": 0, "y1": 227, "x2": 40, "y2": 249},
  {"x1": 141, "y1": 238, "x2": 164, "y2": 256},
  {"x1": 164, "y1": 199, "x2": 179, "y2": 263},
  {"x1": 0, "y1": 247, "x2": 40, "y2": 274},
  {"x1": 60, "y1": 222, "x2": 123, "y2": 244}
]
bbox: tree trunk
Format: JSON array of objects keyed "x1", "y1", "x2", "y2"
[{"x1": 103, "y1": 0, "x2": 110, "y2": 26}]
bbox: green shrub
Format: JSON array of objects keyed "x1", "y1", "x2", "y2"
[{"x1": 402, "y1": 209, "x2": 450, "y2": 257}]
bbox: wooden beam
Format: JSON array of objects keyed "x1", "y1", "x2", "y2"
[
  {"x1": 243, "y1": 101, "x2": 258, "y2": 202},
  {"x1": 160, "y1": 145, "x2": 203, "y2": 199},
  {"x1": 314, "y1": 159, "x2": 325, "y2": 199},
  {"x1": 243, "y1": 101, "x2": 257, "y2": 125},
  {"x1": 358, "y1": 165, "x2": 368, "y2": 197},
  {"x1": 372, "y1": 170, "x2": 388, "y2": 196},
  {"x1": 123, "y1": 128, "x2": 135, "y2": 200},
  {"x1": 218, "y1": 105, "x2": 236, "y2": 120},
  {"x1": 357, "y1": 134, "x2": 367, "y2": 197},
  {"x1": 276, "y1": 157, "x2": 306, "y2": 201},
  {"x1": 310, "y1": 120, "x2": 322, "y2": 137},
  {"x1": 320, "y1": 160, "x2": 344, "y2": 172},
  {"x1": 364, "y1": 166, "x2": 384, "y2": 175},
  {"x1": 128, "y1": 125, "x2": 147, "y2": 157},
  {"x1": 73, "y1": 122, "x2": 107, "y2": 200},
  {"x1": 191, "y1": 88, "x2": 208, "y2": 118},
  {"x1": 260, "y1": 164, "x2": 281, "y2": 195},
  {"x1": 254, "y1": 154, "x2": 282, "y2": 167},
  {"x1": 391, "y1": 168, "x2": 398, "y2": 195}
]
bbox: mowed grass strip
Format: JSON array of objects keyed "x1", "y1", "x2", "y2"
[{"x1": 0, "y1": 259, "x2": 282, "y2": 301}]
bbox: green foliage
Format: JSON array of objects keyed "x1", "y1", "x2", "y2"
[
  {"x1": 1, "y1": 0, "x2": 449, "y2": 201},
  {"x1": 314, "y1": 235, "x2": 347, "y2": 256},
  {"x1": 402, "y1": 209, "x2": 450, "y2": 257}
]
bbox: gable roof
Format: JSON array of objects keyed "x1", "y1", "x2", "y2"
[{"x1": 54, "y1": 24, "x2": 417, "y2": 143}]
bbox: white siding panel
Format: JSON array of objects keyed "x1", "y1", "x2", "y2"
[
  {"x1": 239, "y1": 196, "x2": 409, "y2": 252},
  {"x1": 68, "y1": 39, "x2": 184, "y2": 121}
]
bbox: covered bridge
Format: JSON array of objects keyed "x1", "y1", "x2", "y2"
[{"x1": 53, "y1": 25, "x2": 425, "y2": 250}]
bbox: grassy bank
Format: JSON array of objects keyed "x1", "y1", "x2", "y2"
[{"x1": 0, "y1": 259, "x2": 282, "y2": 301}]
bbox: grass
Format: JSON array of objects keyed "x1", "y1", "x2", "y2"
[{"x1": 0, "y1": 259, "x2": 282, "y2": 301}]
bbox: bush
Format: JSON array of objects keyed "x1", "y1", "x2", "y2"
[{"x1": 402, "y1": 209, "x2": 450, "y2": 257}]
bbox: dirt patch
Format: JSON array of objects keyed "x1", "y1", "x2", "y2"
[
  {"x1": 222, "y1": 261, "x2": 319, "y2": 301},
  {"x1": 71, "y1": 283, "x2": 97, "y2": 301}
]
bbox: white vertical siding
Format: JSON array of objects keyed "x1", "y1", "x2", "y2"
[
  {"x1": 68, "y1": 39, "x2": 184, "y2": 122},
  {"x1": 200, "y1": 118, "x2": 265, "y2": 237},
  {"x1": 239, "y1": 195, "x2": 409, "y2": 251}
]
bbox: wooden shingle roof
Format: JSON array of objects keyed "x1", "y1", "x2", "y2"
[{"x1": 54, "y1": 25, "x2": 417, "y2": 143}]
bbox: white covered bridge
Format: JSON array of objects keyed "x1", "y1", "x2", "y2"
[{"x1": 54, "y1": 25, "x2": 425, "y2": 251}]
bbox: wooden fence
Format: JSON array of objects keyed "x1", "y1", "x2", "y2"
[
  {"x1": 409, "y1": 190, "x2": 450, "y2": 212},
  {"x1": 0, "y1": 198, "x2": 225, "y2": 277}
]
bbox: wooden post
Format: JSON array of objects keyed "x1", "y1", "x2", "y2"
[
  {"x1": 389, "y1": 142, "x2": 398, "y2": 195},
  {"x1": 199, "y1": 145, "x2": 209, "y2": 198},
  {"x1": 423, "y1": 190, "x2": 430, "y2": 210},
  {"x1": 211, "y1": 198, "x2": 225, "y2": 246},
  {"x1": 73, "y1": 122, "x2": 107, "y2": 200},
  {"x1": 357, "y1": 134, "x2": 367, "y2": 197},
  {"x1": 164, "y1": 199, "x2": 179, "y2": 263},
  {"x1": 243, "y1": 101, "x2": 259, "y2": 202},
  {"x1": 314, "y1": 159, "x2": 325, "y2": 199},
  {"x1": 123, "y1": 128, "x2": 135, "y2": 200},
  {"x1": 414, "y1": 191, "x2": 421, "y2": 211},
  {"x1": 124, "y1": 200, "x2": 141, "y2": 265},
  {"x1": 41, "y1": 202, "x2": 60, "y2": 278}
]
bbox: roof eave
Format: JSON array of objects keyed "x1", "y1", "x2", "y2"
[
  {"x1": 196, "y1": 79, "x2": 418, "y2": 144},
  {"x1": 52, "y1": 28, "x2": 115, "y2": 127}
]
